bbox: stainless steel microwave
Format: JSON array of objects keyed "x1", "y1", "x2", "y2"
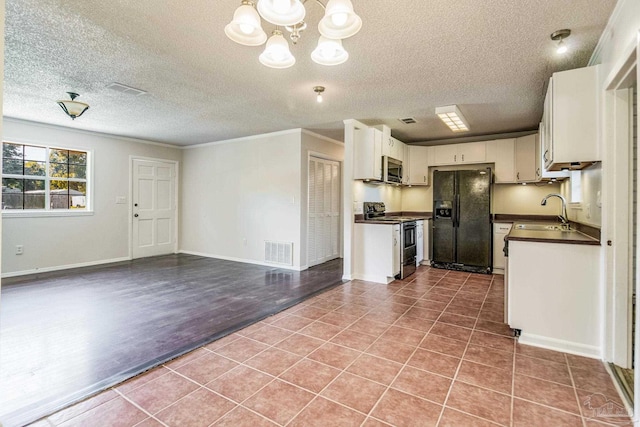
[{"x1": 383, "y1": 156, "x2": 403, "y2": 183}]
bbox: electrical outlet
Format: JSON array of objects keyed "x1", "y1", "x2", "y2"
[
  {"x1": 15, "y1": 245, "x2": 23, "y2": 255},
  {"x1": 243, "y1": 238, "x2": 247, "y2": 246}
]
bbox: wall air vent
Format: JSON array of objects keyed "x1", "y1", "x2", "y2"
[
  {"x1": 264, "y1": 241, "x2": 293, "y2": 266},
  {"x1": 106, "y1": 83, "x2": 147, "y2": 96},
  {"x1": 398, "y1": 117, "x2": 417, "y2": 124}
]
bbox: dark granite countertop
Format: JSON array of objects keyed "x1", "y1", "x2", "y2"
[{"x1": 506, "y1": 222, "x2": 600, "y2": 246}]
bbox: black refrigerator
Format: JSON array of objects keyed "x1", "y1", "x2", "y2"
[{"x1": 431, "y1": 169, "x2": 492, "y2": 273}]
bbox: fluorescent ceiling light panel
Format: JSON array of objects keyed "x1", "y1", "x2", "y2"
[{"x1": 435, "y1": 105, "x2": 470, "y2": 132}]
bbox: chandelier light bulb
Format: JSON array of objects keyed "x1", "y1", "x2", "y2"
[
  {"x1": 239, "y1": 23, "x2": 254, "y2": 35},
  {"x1": 331, "y1": 12, "x2": 348, "y2": 26},
  {"x1": 225, "y1": 1, "x2": 267, "y2": 46},
  {"x1": 273, "y1": 0, "x2": 292, "y2": 14},
  {"x1": 259, "y1": 30, "x2": 295, "y2": 68},
  {"x1": 257, "y1": 0, "x2": 305, "y2": 26},
  {"x1": 311, "y1": 36, "x2": 348, "y2": 66},
  {"x1": 317, "y1": 93, "x2": 323, "y2": 103},
  {"x1": 318, "y1": 0, "x2": 362, "y2": 39}
]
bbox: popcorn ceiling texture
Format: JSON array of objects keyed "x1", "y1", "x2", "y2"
[{"x1": 4, "y1": 0, "x2": 615, "y2": 146}]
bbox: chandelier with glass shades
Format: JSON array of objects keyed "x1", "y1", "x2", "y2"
[{"x1": 225, "y1": 0, "x2": 362, "y2": 69}]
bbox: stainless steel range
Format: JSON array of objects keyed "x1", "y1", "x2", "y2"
[{"x1": 363, "y1": 202, "x2": 417, "y2": 279}]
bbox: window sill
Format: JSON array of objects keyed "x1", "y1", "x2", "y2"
[{"x1": 2, "y1": 210, "x2": 95, "y2": 218}]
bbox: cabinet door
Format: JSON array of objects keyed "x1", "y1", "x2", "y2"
[
  {"x1": 493, "y1": 223, "x2": 512, "y2": 271},
  {"x1": 459, "y1": 142, "x2": 486, "y2": 163},
  {"x1": 515, "y1": 134, "x2": 537, "y2": 182},
  {"x1": 416, "y1": 221, "x2": 424, "y2": 264},
  {"x1": 353, "y1": 128, "x2": 383, "y2": 180},
  {"x1": 494, "y1": 139, "x2": 515, "y2": 183},
  {"x1": 393, "y1": 225, "x2": 401, "y2": 276},
  {"x1": 381, "y1": 135, "x2": 391, "y2": 157},
  {"x1": 423, "y1": 220, "x2": 430, "y2": 263},
  {"x1": 434, "y1": 144, "x2": 458, "y2": 165},
  {"x1": 552, "y1": 65, "x2": 599, "y2": 165},
  {"x1": 542, "y1": 79, "x2": 553, "y2": 169},
  {"x1": 408, "y1": 146, "x2": 429, "y2": 185},
  {"x1": 392, "y1": 137, "x2": 404, "y2": 161}
]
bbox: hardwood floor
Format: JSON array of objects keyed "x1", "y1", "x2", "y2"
[{"x1": 0, "y1": 254, "x2": 343, "y2": 427}]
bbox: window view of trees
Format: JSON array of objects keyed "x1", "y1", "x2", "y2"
[{"x1": 2, "y1": 142, "x2": 88, "y2": 210}]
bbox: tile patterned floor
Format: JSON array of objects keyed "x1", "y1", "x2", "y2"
[{"x1": 29, "y1": 267, "x2": 633, "y2": 427}]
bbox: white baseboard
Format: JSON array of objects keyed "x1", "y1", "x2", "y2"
[
  {"x1": 342, "y1": 274, "x2": 353, "y2": 281},
  {"x1": 518, "y1": 332, "x2": 601, "y2": 359},
  {"x1": 178, "y1": 250, "x2": 306, "y2": 271},
  {"x1": 352, "y1": 273, "x2": 394, "y2": 285},
  {"x1": 493, "y1": 268, "x2": 505, "y2": 275},
  {"x1": 1, "y1": 257, "x2": 132, "y2": 278}
]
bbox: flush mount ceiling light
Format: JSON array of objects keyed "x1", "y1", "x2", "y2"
[
  {"x1": 225, "y1": 0, "x2": 361, "y2": 68},
  {"x1": 435, "y1": 105, "x2": 469, "y2": 132},
  {"x1": 314, "y1": 85, "x2": 325, "y2": 102},
  {"x1": 551, "y1": 29, "x2": 571, "y2": 55},
  {"x1": 57, "y1": 92, "x2": 89, "y2": 120}
]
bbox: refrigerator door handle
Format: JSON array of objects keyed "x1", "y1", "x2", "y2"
[{"x1": 455, "y1": 194, "x2": 461, "y2": 228}]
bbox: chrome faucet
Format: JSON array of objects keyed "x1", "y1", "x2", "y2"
[{"x1": 541, "y1": 193, "x2": 569, "y2": 224}]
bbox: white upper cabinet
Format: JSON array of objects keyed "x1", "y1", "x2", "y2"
[
  {"x1": 353, "y1": 127, "x2": 383, "y2": 181},
  {"x1": 492, "y1": 138, "x2": 516, "y2": 183},
  {"x1": 406, "y1": 145, "x2": 432, "y2": 186},
  {"x1": 382, "y1": 136, "x2": 404, "y2": 161},
  {"x1": 515, "y1": 134, "x2": 540, "y2": 182},
  {"x1": 543, "y1": 65, "x2": 600, "y2": 170},
  {"x1": 376, "y1": 125, "x2": 404, "y2": 161},
  {"x1": 433, "y1": 144, "x2": 458, "y2": 165},
  {"x1": 433, "y1": 141, "x2": 486, "y2": 165}
]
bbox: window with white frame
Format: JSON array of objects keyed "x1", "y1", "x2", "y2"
[{"x1": 2, "y1": 142, "x2": 89, "y2": 211}]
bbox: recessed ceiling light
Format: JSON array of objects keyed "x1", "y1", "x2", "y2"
[{"x1": 435, "y1": 105, "x2": 469, "y2": 132}]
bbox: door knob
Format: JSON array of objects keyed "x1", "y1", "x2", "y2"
[
  {"x1": 134, "y1": 203, "x2": 138, "y2": 207},
  {"x1": 134, "y1": 214, "x2": 139, "y2": 218}
]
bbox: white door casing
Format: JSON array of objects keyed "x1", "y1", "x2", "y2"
[
  {"x1": 308, "y1": 156, "x2": 340, "y2": 267},
  {"x1": 132, "y1": 158, "x2": 177, "y2": 259},
  {"x1": 603, "y1": 44, "x2": 637, "y2": 369}
]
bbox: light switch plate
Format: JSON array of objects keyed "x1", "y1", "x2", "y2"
[{"x1": 116, "y1": 196, "x2": 127, "y2": 204}]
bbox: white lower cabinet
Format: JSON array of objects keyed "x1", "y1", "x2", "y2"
[
  {"x1": 354, "y1": 223, "x2": 400, "y2": 284},
  {"x1": 492, "y1": 223, "x2": 512, "y2": 273},
  {"x1": 507, "y1": 240, "x2": 600, "y2": 357}
]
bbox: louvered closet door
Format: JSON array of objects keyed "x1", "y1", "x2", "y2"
[{"x1": 308, "y1": 157, "x2": 341, "y2": 267}]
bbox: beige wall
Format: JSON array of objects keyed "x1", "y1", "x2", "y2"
[
  {"x1": 180, "y1": 130, "x2": 303, "y2": 268},
  {"x1": 560, "y1": 163, "x2": 602, "y2": 227},
  {"x1": 2, "y1": 118, "x2": 182, "y2": 275},
  {"x1": 493, "y1": 183, "x2": 563, "y2": 215},
  {"x1": 353, "y1": 181, "x2": 403, "y2": 213}
]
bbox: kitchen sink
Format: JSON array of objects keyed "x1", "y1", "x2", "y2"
[{"x1": 514, "y1": 223, "x2": 571, "y2": 231}]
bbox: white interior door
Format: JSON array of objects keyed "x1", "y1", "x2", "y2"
[
  {"x1": 308, "y1": 157, "x2": 340, "y2": 267},
  {"x1": 132, "y1": 158, "x2": 177, "y2": 259}
]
